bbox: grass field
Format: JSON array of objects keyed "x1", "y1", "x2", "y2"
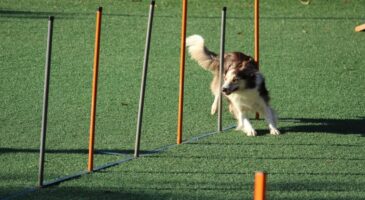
[{"x1": 1, "y1": 0, "x2": 365, "y2": 199}]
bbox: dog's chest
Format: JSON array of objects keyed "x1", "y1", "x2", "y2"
[{"x1": 227, "y1": 90, "x2": 261, "y2": 111}]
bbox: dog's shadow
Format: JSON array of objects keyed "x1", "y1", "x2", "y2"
[{"x1": 276, "y1": 117, "x2": 365, "y2": 136}]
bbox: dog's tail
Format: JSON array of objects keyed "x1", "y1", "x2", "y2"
[{"x1": 186, "y1": 35, "x2": 219, "y2": 72}]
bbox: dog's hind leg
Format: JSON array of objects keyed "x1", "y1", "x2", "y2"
[{"x1": 263, "y1": 105, "x2": 280, "y2": 135}]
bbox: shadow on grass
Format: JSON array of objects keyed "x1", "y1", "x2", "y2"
[
  {"x1": 1, "y1": 186, "x2": 192, "y2": 200},
  {"x1": 0, "y1": 10, "x2": 87, "y2": 19},
  {"x1": 121, "y1": 169, "x2": 365, "y2": 176},
  {"x1": 2, "y1": 9, "x2": 365, "y2": 21},
  {"x1": 3, "y1": 181, "x2": 363, "y2": 200},
  {"x1": 0, "y1": 148, "x2": 156, "y2": 155},
  {"x1": 280, "y1": 117, "x2": 365, "y2": 136}
]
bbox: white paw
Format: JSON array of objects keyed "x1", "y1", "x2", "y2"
[
  {"x1": 244, "y1": 128, "x2": 257, "y2": 137},
  {"x1": 270, "y1": 128, "x2": 280, "y2": 135},
  {"x1": 211, "y1": 105, "x2": 217, "y2": 115}
]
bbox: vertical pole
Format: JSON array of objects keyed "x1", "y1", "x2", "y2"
[
  {"x1": 254, "y1": 0, "x2": 260, "y2": 119},
  {"x1": 254, "y1": 171, "x2": 267, "y2": 200},
  {"x1": 88, "y1": 7, "x2": 102, "y2": 172},
  {"x1": 254, "y1": 0, "x2": 259, "y2": 66},
  {"x1": 134, "y1": 0, "x2": 155, "y2": 158},
  {"x1": 38, "y1": 16, "x2": 54, "y2": 187},
  {"x1": 177, "y1": 0, "x2": 188, "y2": 144},
  {"x1": 218, "y1": 7, "x2": 226, "y2": 132}
]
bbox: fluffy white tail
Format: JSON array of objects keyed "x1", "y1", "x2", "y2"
[{"x1": 186, "y1": 35, "x2": 218, "y2": 71}]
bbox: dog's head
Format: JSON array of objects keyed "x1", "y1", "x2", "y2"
[{"x1": 222, "y1": 53, "x2": 258, "y2": 95}]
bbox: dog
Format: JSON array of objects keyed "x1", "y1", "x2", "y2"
[{"x1": 186, "y1": 34, "x2": 280, "y2": 136}]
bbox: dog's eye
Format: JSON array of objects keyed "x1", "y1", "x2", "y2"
[{"x1": 232, "y1": 78, "x2": 238, "y2": 83}]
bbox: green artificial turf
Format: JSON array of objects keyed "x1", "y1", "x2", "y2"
[{"x1": 1, "y1": 0, "x2": 364, "y2": 199}]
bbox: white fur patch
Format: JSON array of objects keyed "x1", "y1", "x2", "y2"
[
  {"x1": 186, "y1": 35, "x2": 204, "y2": 47},
  {"x1": 224, "y1": 73, "x2": 280, "y2": 136}
]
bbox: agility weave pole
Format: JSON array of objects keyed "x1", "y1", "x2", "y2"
[
  {"x1": 254, "y1": 0, "x2": 260, "y2": 120},
  {"x1": 177, "y1": 0, "x2": 187, "y2": 144},
  {"x1": 218, "y1": 7, "x2": 226, "y2": 132},
  {"x1": 254, "y1": 171, "x2": 267, "y2": 200},
  {"x1": 134, "y1": 0, "x2": 155, "y2": 158},
  {"x1": 254, "y1": 0, "x2": 260, "y2": 66},
  {"x1": 37, "y1": 7, "x2": 104, "y2": 188},
  {"x1": 88, "y1": 7, "x2": 103, "y2": 172},
  {"x1": 38, "y1": 16, "x2": 54, "y2": 188},
  {"x1": 37, "y1": 7, "x2": 106, "y2": 188}
]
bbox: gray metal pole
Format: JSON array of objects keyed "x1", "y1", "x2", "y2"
[
  {"x1": 134, "y1": 0, "x2": 155, "y2": 158},
  {"x1": 38, "y1": 16, "x2": 54, "y2": 187},
  {"x1": 218, "y1": 7, "x2": 226, "y2": 132}
]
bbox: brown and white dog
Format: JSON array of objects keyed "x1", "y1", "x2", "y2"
[{"x1": 186, "y1": 35, "x2": 280, "y2": 136}]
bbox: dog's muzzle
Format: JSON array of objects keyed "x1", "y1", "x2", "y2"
[{"x1": 222, "y1": 85, "x2": 238, "y2": 95}]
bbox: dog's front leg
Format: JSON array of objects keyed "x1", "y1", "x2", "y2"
[
  {"x1": 210, "y1": 95, "x2": 219, "y2": 115},
  {"x1": 236, "y1": 112, "x2": 257, "y2": 136}
]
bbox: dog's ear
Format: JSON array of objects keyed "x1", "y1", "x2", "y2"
[
  {"x1": 240, "y1": 57, "x2": 258, "y2": 71},
  {"x1": 237, "y1": 68, "x2": 257, "y2": 88},
  {"x1": 237, "y1": 67, "x2": 256, "y2": 79}
]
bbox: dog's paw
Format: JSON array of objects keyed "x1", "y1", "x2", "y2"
[
  {"x1": 210, "y1": 106, "x2": 217, "y2": 115},
  {"x1": 270, "y1": 128, "x2": 280, "y2": 135},
  {"x1": 244, "y1": 128, "x2": 257, "y2": 137}
]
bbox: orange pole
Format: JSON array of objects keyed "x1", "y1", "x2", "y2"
[
  {"x1": 254, "y1": 171, "x2": 267, "y2": 200},
  {"x1": 254, "y1": 0, "x2": 260, "y2": 119},
  {"x1": 177, "y1": 0, "x2": 187, "y2": 144},
  {"x1": 88, "y1": 7, "x2": 102, "y2": 172}
]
